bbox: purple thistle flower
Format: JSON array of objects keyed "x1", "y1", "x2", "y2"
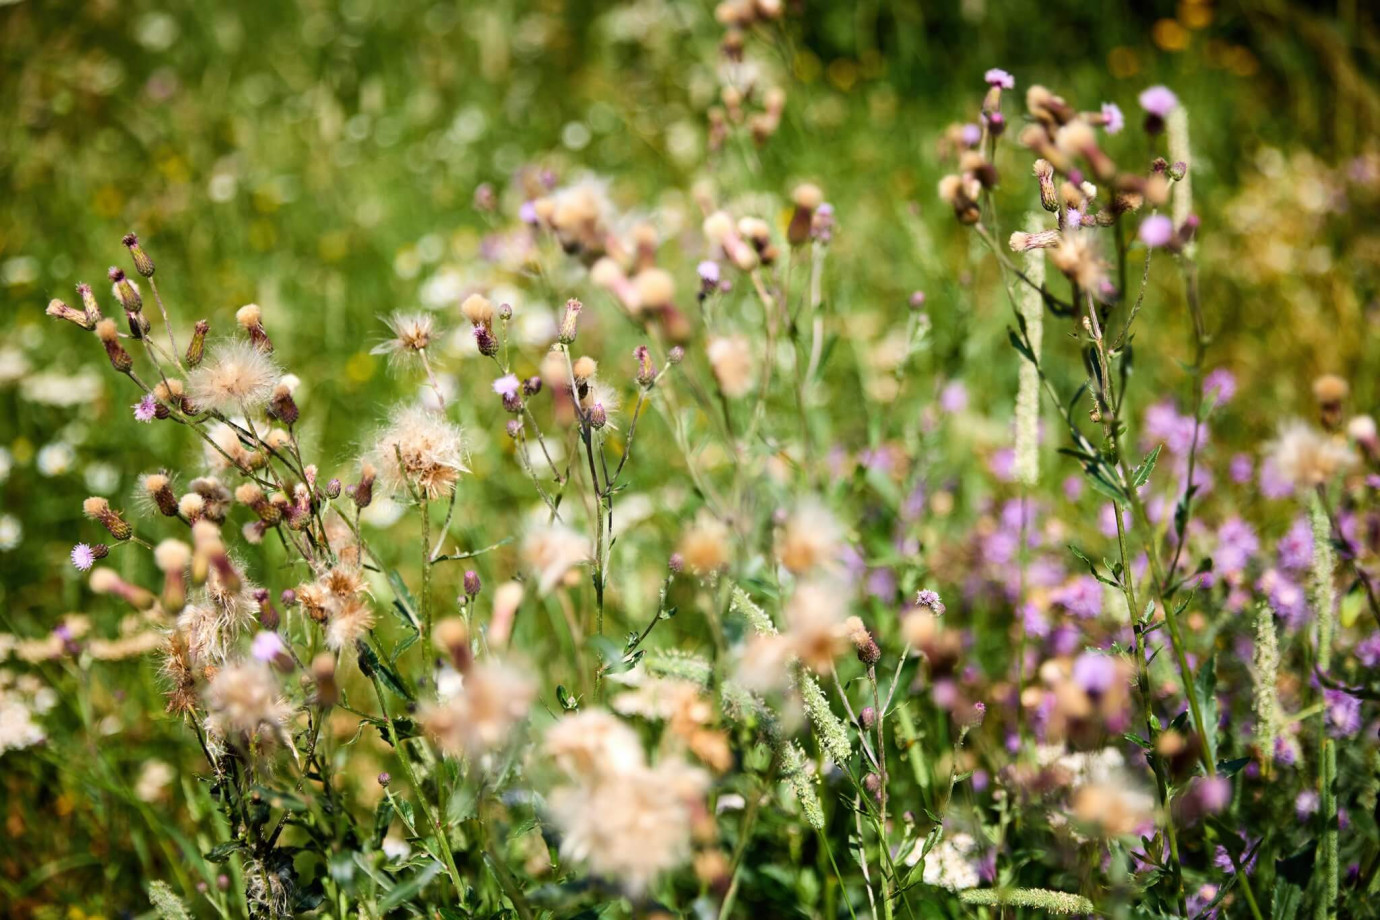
[
  {"x1": 70, "y1": 543, "x2": 96, "y2": 571},
  {"x1": 493, "y1": 374, "x2": 521, "y2": 399},
  {"x1": 133, "y1": 393, "x2": 158, "y2": 423},
  {"x1": 518, "y1": 200, "x2": 538, "y2": 225},
  {"x1": 939, "y1": 380, "x2": 968, "y2": 414},
  {"x1": 915, "y1": 588, "x2": 945, "y2": 615},
  {"x1": 1203, "y1": 368, "x2": 1237, "y2": 404},
  {"x1": 1214, "y1": 517, "x2": 1259, "y2": 577},
  {"x1": 1276, "y1": 515, "x2": 1314, "y2": 573},
  {"x1": 1139, "y1": 214, "x2": 1175, "y2": 248},
  {"x1": 1259, "y1": 457, "x2": 1295, "y2": 499},
  {"x1": 1325, "y1": 689, "x2": 1362, "y2": 737},
  {"x1": 1356, "y1": 633, "x2": 1380, "y2": 668},
  {"x1": 1101, "y1": 102, "x2": 1125, "y2": 134},
  {"x1": 1053, "y1": 576, "x2": 1102, "y2": 620},
  {"x1": 1138, "y1": 85, "x2": 1179, "y2": 117},
  {"x1": 960, "y1": 123, "x2": 982, "y2": 147},
  {"x1": 1072, "y1": 651, "x2": 1119, "y2": 694},
  {"x1": 1295, "y1": 789, "x2": 1319, "y2": 819},
  {"x1": 1229, "y1": 453, "x2": 1253, "y2": 484},
  {"x1": 984, "y1": 68, "x2": 1015, "y2": 90},
  {"x1": 251, "y1": 630, "x2": 286, "y2": 663},
  {"x1": 696, "y1": 260, "x2": 720, "y2": 286}
]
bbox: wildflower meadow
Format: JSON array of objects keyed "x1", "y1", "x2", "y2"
[{"x1": 3, "y1": 1, "x2": 1380, "y2": 918}]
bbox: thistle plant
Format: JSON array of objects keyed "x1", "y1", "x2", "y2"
[{"x1": 5, "y1": 10, "x2": 1380, "y2": 920}]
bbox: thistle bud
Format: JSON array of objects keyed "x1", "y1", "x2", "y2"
[
  {"x1": 522, "y1": 376, "x2": 543, "y2": 397},
  {"x1": 505, "y1": 418, "x2": 523, "y2": 439},
  {"x1": 633, "y1": 344, "x2": 657, "y2": 387},
  {"x1": 668, "y1": 345, "x2": 685, "y2": 365},
  {"x1": 77, "y1": 283, "x2": 103, "y2": 324},
  {"x1": 312, "y1": 653, "x2": 339, "y2": 707},
  {"x1": 49, "y1": 296, "x2": 95, "y2": 332},
  {"x1": 185, "y1": 319, "x2": 208, "y2": 367},
  {"x1": 142, "y1": 473, "x2": 180, "y2": 517},
  {"x1": 461, "y1": 293, "x2": 494, "y2": 327},
  {"x1": 325, "y1": 478, "x2": 341, "y2": 499},
  {"x1": 253, "y1": 588, "x2": 281, "y2": 631},
  {"x1": 474, "y1": 324, "x2": 499, "y2": 356},
  {"x1": 352, "y1": 462, "x2": 375, "y2": 509},
  {"x1": 433, "y1": 617, "x2": 472, "y2": 671},
  {"x1": 588, "y1": 402, "x2": 608, "y2": 430},
  {"x1": 787, "y1": 183, "x2": 823, "y2": 247},
  {"x1": 863, "y1": 772, "x2": 883, "y2": 800},
  {"x1": 498, "y1": 302, "x2": 513, "y2": 321},
  {"x1": 463, "y1": 570, "x2": 482, "y2": 598},
  {"x1": 95, "y1": 319, "x2": 133, "y2": 373},
  {"x1": 236, "y1": 304, "x2": 272, "y2": 353},
  {"x1": 558, "y1": 297, "x2": 583, "y2": 344},
  {"x1": 377, "y1": 772, "x2": 391, "y2": 787},
  {"x1": 859, "y1": 706, "x2": 877, "y2": 731},
  {"x1": 109, "y1": 267, "x2": 142, "y2": 313},
  {"x1": 122, "y1": 232, "x2": 155, "y2": 277},
  {"x1": 1313, "y1": 374, "x2": 1350, "y2": 430},
  {"x1": 82, "y1": 496, "x2": 133, "y2": 542},
  {"x1": 268, "y1": 382, "x2": 298, "y2": 426},
  {"x1": 668, "y1": 552, "x2": 684, "y2": 574},
  {"x1": 1033, "y1": 160, "x2": 1059, "y2": 212}
]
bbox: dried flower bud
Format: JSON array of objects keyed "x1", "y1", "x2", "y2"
[
  {"x1": 558, "y1": 298, "x2": 583, "y2": 344},
  {"x1": 862, "y1": 772, "x2": 883, "y2": 800},
  {"x1": 312, "y1": 653, "x2": 339, "y2": 707},
  {"x1": 82, "y1": 496, "x2": 133, "y2": 542},
  {"x1": 236, "y1": 304, "x2": 272, "y2": 353},
  {"x1": 588, "y1": 402, "x2": 608, "y2": 430},
  {"x1": 474, "y1": 324, "x2": 499, "y2": 356},
  {"x1": 633, "y1": 344, "x2": 657, "y2": 387},
  {"x1": 143, "y1": 473, "x2": 180, "y2": 517},
  {"x1": 185, "y1": 319, "x2": 208, "y2": 368},
  {"x1": 433, "y1": 617, "x2": 471, "y2": 671},
  {"x1": 1033, "y1": 159, "x2": 1059, "y2": 212},
  {"x1": 461, "y1": 293, "x2": 494, "y2": 327},
  {"x1": 668, "y1": 552, "x2": 684, "y2": 574},
  {"x1": 522, "y1": 376, "x2": 542, "y2": 397},
  {"x1": 109, "y1": 267, "x2": 142, "y2": 313},
  {"x1": 77, "y1": 283, "x2": 103, "y2": 325},
  {"x1": 788, "y1": 183, "x2": 823, "y2": 247},
  {"x1": 352, "y1": 462, "x2": 375, "y2": 509},
  {"x1": 47, "y1": 298, "x2": 94, "y2": 329},
  {"x1": 122, "y1": 232, "x2": 155, "y2": 277},
  {"x1": 95, "y1": 319, "x2": 133, "y2": 373},
  {"x1": 268, "y1": 382, "x2": 298, "y2": 426},
  {"x1": 668, "y1": 345, "x2": 685, "y2": 365},
  {"x1": 325, "y1": 478, "x2": 341, "y2": 499},
  {"x1": 859, "y1": 706, "x2": 877, "y2": 732},
  {"x1": 463, "y1": 570, "x2": 482, "y2": 598},
  {"x1": 505, "y1": 418, "x2": 523, "y2": 439}
]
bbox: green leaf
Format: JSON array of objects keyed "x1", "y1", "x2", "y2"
[
  {"x1": 377, "y1": 859, "x2": 443, "y2": 910},
  {"x1": 1084, "y1": 467, "x2": 1129, "y2": 507},
  {"x1": 1217, "y1": 757, "x2": 1251, "y2": 777},
  {"x1": 357, "y1": 642, "x2": 413, "y2": 701},
  {"x1": 1194, "y1": 654, "x2": 1219, "y2": 764},
  {"x1": 1131, "y1": 444, "x2": 1162, "y2": 489},
  {"x1": 371, "y1": 799, "x2": 394, "y2": 849},
  {"x1": 1007, "y1": 328, "x2": 1035, "y2": 365},
  {"x1": 386, "y1": 569, "x2": 421, "y2": 630},
  {"x1": 203, "y1": 840, "x2": 245, "y2": 864}
]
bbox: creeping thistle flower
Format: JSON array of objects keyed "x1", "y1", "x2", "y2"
[
  {"x1": 706, "y1": 334, "x2": 755, "y2": 399},
  {"x1": 69, "y1": 542, "x2": 108, "y2": 571},
  {"x1": 235, "y1": 304, "x2": 272, "y2": 353},
  {"x1": 783, "y1": 580, "x2": 850, "y2": 674},
  {"x1": 372, "y1": 312, "x2": 439, "y2": 365},
  {"x1": 420, "y1": 658, "x2": 536, "y2": 758},
  {"x1": 371, "y1": 405, "x2": 468, "y2": 501},
  {"x1": 205, "y1": 659, "x2": 291, "y2": 746},
  {"x1": 187, "y1": 341, "x2": 282, "y2": 415},
  {"x1": 775, "y1": 501, "x2": 842, "y2": 575},
  {"x1": 678, "y1": 511, "x2": 731, "y2": 576},
  {"x1": 544, "y1": 708, "x2": 709, "y2": 894},
  {"x1": 1266, "y1": 421, "x2": 1357, "y2": 493},
  {"x1": 522, "y1": 520, "x2": 589, "y2": 594}
]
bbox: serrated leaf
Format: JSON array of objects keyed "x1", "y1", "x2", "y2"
[
  {"x1": 378, "y1": 860, "x2": 443, "y2": 910},
  {"x1": 1131, "y1": 444, "x2": 1162, "y2": 489},
  {"x1": 372, "y1": 799, "x2": 394, "y2": 849},
  {"x1": 204, "y1": 840, "x2": 245, "y2": 864}
]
